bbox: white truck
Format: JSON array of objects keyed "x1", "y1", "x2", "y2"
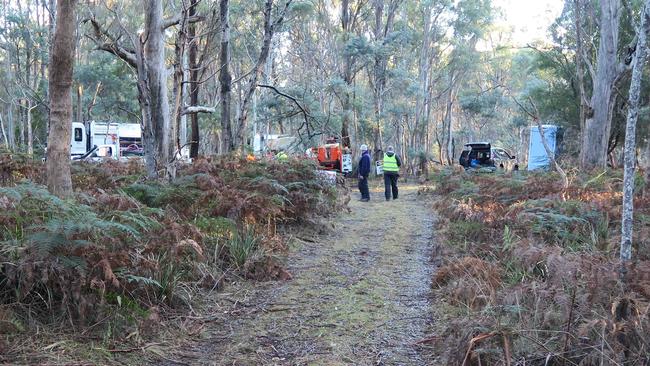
[
  {"x1": 71, "y1": 121, "x2": 143, "y2": 161},
  {"x1": 253, "y1": 133, "x2": 298, "y2": 155}
]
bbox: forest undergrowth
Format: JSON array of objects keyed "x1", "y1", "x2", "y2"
[
  {"x1": 423, "y1": 168, "x2": 650, "y2": 365},
  {"x1": 0, "y1": 154, "x2": 344, "y2": 362}
]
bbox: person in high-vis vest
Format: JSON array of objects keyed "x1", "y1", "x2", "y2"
[
  {"x1": 382, "y1": 146, "x2": 402, "y2": 201},
  {"x1": 276, "y1": 150, "x2": 288, "y2": 162}
]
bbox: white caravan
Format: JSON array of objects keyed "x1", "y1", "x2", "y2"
[{"x1": 71, "y1": 121, "x2": 142, "y2": 160}]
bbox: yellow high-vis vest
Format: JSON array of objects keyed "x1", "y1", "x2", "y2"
[{"x1": 383, "y1": 153, "x2": 399, "y2": 172}]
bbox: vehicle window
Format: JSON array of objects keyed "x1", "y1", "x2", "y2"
[
  {"x1": 98, "y1": 146, "x2": 113, "y2": 157},
  {"x1": 74, "y1": 128, "x2": 83, "y2": 142},
  {"x1": 492, "y1": 149, "x2": 509, "y2": 159}
]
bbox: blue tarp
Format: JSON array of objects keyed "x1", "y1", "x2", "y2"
[{"x1": 528, "y1": 125, "x2": 559, "y2": 171}]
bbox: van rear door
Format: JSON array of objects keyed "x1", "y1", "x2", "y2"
[{"x1": 70, "y1": 122, "x2": 86, "y2": 156}]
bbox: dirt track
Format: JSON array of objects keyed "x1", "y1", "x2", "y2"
[{"x1": 165, "y1": 183, "x2": 436, "y2": 365}]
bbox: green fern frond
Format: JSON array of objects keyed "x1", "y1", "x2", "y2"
[
  {"x1": 119, "y1": 273, "x2": 162, "y2": 288},
  {"x1": 107, "y1": 210, "x2": 163, "y2": 233},
  {"x1": 56, "y1": 255, "x2": 87, "y2": 271}
]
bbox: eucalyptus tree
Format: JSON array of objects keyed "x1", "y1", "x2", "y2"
[
  {"x1": 438, "y1": 0, "x2": 493, "y2": 164},
  {"x1": 46, "y1": 0, "x2": 77, "y2": 197},
  {"x1": 621, "y1": 0, "x2": 650, "y2": 271},
  {"x1": 580, "y1": 0, "x2": 623, "y2": 170},
  {"x1": 86, "y1": 1, "x2": 210, "y2": 176},
  {"x1": 0, "y1": 2, "x2": 51, "y2": 154},
  {"x1": 233, "y1": 0, "x2": 293, "y2": 150},
  {"x1": 340, "y1": 0, "x2": 371, "y2": 148}
]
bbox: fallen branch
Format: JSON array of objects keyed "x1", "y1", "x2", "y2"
[
  {"x1": 182, "y1": 106, "x2": 216, "y2": 115},
  {"x1": 462, "y1": 332, "x2": 498, "y2": 366},
  {"x1": 107, "y1": 342, "x2": 162, "y2": 353},
  {"x1": 412, "y1": 335, "x2": 440, "y2": 345}
]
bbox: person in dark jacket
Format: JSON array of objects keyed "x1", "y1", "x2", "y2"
[
  {"x1": 358, "y1": 144, "x2": 371, "y2": 202},
  {"x1": 383, "y1": 146, "x2": 401, "y2": 201}
]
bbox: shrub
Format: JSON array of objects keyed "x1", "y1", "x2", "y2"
[
  {"x1": 0, "y1": 183, "x2": 165, "y2": 326},
  {"x1": 423, "y1": 169, "x2": 650, "y2": 365},
  {"x1": 226, "y1": 226, "x2": 261, "y2": 268},
  {"x1": 0, "y1": 154, "x2": 343, "y2": 352},
  {"x1": 446, "y1": 221, "x2": 488, "y2": 251}
]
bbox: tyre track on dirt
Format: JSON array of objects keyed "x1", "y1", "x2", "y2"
[{"x1": 164, "y1": 184, "x2": 436, "y2": 365}]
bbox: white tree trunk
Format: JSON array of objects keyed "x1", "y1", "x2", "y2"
[
  {"x1": 7, "y1": 103, "x2": 15, "y2": 151},
  {"x1": 0, "y1": 114, "x2": 8, "y2": 148},
  {"x1": 181, "y1": 50, "x2": 189, "y2": 147},
  {"x1": 581, "y1": 0, "x2": 622, "y2": 170},
  {"x1": 620, "y1": 0, "x2": 650, "y2": 265},
  {"x1": 219, "y1": 0, "x2": 233, "y2": 153},
  {"x1": 26, "y1": 101, "x2": 34, "y2": 156},
  {"x1": 639, "y1": 136, "x2": 650, "y2": 197},
  {"x1": 446, "y1": 101, "x2": 454, "y2": 165}
]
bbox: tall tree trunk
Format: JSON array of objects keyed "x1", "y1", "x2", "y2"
[
  {"x1": 620, "y1": 0, "x2": 650, "y2": 271},
  {"x1": 46, "y1": 0, "x2": 56, "y2": 133},
  {"x1": 640, "y1": 136, "x2": 650, "y2": 198},
  {"x1": 581, "y1": 0, "x2": 621, "y2": 170},
  {"x1": 172, "y1": 2, "x2": 190, "y2": 161},
  {"x1": 76, "y1": 84, "x2": 83, "y2": 122},
  {"x1": 0, "y1": 114, "x2": 8, "y2": 148},
  {"x1": 26, "y1": 101, "x2": 33, "y2": 156},
  {"x1": 144, "y1": 0, "x2": 171, "y2": 165},
  {"x1": 574, "y1": 0, "x2": 588, "y2": 164},
  {"x1": 219, "y1": 0, "x2": 233, "y2": 153},
  {"x1": 441, "y1": 82, "x2": 457, "y2": 165},
  {"x1": 48, "y1": 0, "x2": 55, "y2": 53},
  {"x1": 444, "y1": 94, "x2": 454, "y2": 165},
  {"x1": 18, "y1": 100, "x2": 25, "y2": 147},
  {"x1": 46, "y1": 0, "x2": 76, "y2": 198},
  {"x1": 25, "y1": 31, "x2": 34, "y2": 156},
  {"x1": 188, "y1": 0, "x2": 200, "y2": 158},
  {"x1": 7, "y1": 104, "x2": 14, "y2": 151},
  {"x1": 415, "y1": 2, "x2": 432, "y2": 154},
  {"x1": 235, "y1": 0, "x2": 283, "y2": 150},
  {"x1": 341, "y1": 0, "x2": 352, "y2": 148},
  {"x1": 134, "y1": 38, "x2": 158, "y2": 179},
  {"x1": 4, "y1": 49, "x2": 15, "y2": 150},
  {"x1": 372, "y1": 0, "x2": 385, "y2": 156},
  {"x1": 371, "y1": 0, "x2": 400, "y2": 158}
]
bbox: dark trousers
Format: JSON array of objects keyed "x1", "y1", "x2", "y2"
[
  {"x1": 384, "y1": 173, "x2": 399, "y2": 200},
  {"x1": 358, "y1": 177, "x2": 370, "y2": 199}
]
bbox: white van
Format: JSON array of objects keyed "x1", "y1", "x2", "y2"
[{"x1": 70, "y1": 121, "x2": 142, "y2": 160}]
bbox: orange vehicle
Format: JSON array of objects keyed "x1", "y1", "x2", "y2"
[{"x1": 312, "y1": 142, "x2": 343, "y2": 171}]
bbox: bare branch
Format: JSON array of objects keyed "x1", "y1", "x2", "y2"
[
  {"x1": 580, "y1": 47, "x2": 596, "y2": 83},
  {"x1": 258, "y1": 84, "x2": 316, "y2": 138},
  {"x1": 163, "y1": 14, "x2": 206, "y2": 30},
  {"x1": 83, "y1": 18, "x2": 138, "y2": 68},
  {"x1": 182, "y1": 106, "x2": 216, "y2": 115}
]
